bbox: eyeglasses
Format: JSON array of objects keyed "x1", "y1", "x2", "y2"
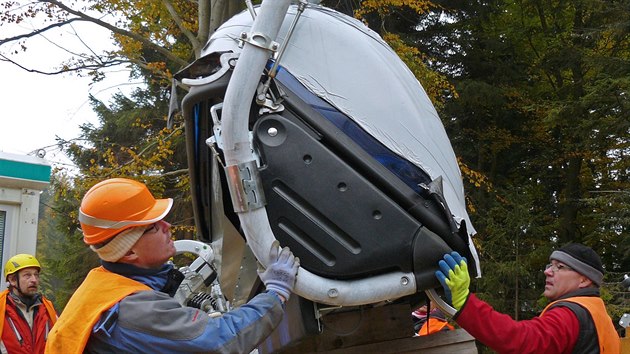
[{"x1": 545, "y1": 263, "x2": 573, "y2": 273}]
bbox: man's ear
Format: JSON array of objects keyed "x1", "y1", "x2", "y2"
[
  {"x1": 578, "y1": 275, "x2": 593, "y2": 289},
  {"x1": 118, "y1": 251, "x2": 140, "y2": 264},
  {"x1": 7, "y1": 274, "x2": 17, "y2": 287}
]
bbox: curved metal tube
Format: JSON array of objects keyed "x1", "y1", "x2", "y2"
[
  {"x1": 426, "y1": 288, "x2": 457, "y2": 317},
  {"x1": 220, "y1": 0, "x2": 418, "y2": 306},
  {"x1": 174, "y1": 239, "x2": 214, "y2": 260}
]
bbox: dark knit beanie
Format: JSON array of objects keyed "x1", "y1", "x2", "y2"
[{"x1": 550, "y1": 243, "x2": 604, "y2": 287}]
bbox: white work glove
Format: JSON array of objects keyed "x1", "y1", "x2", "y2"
[{"x1": 258, "y1": 241, "x2": 299, "y2": 302}]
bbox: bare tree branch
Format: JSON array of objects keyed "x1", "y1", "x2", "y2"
[
  {"x1": 161, "y1": 0, "x2": 201, "y2": 54},
  {"x1": 0, "y1": 53, "x2": 125, "y2": 75},
  {"x1": 161, "y1": 168, "x2": 188, "y2": 177},
  {"x1": 42, "y1": 0, "x2": 189, "y2": 67},
  {"x1": 0, "y1": 18, "x2": 85, "y2": 45}
]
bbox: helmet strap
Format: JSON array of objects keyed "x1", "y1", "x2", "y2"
[{"x1": 10, "y1": 273, "x2": 34, "y2": 300}]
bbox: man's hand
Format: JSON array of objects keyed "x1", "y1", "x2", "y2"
[
  {"x1": 258, "y1": 241, "x2": 299, "y2": 302},
  {"x1": 435, "y1": 252, "x2": 470, "y2": 311}
]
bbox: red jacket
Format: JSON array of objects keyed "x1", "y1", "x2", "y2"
[
  {"x1": 0, "y1": 289, "x2": 58, "y2": 354},
  {"x1": 455, "y1": 289, "x2": 619, "y2": 354}
]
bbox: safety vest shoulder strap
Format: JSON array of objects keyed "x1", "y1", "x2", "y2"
[
  {"x1": 41, "y1": 296, "x2": 57, "y2": 324},
  {"x1": 46, "y1": 266, "x2": 150, "y2": 354},
  {"x1": 542, "y1": 296, "x2": 620, "y2": 354},
  {"x1": 0, "y1": 289, "x2": 8, "y2": 335}
]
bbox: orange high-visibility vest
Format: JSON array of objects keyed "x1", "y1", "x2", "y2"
[
  {"x1": 541, "y1": 296, "x2": 620, "y2": 354},
  {"x1": 45, "y1": 266, "x2": 150, "y2": 354},
  {"x1": 418, "y1": 317, "x2": 455, "y2": 336}
]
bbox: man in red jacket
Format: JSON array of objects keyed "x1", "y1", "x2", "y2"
[
  {"x1": 0, "y1": 254, "x2": 57, "y2": 354},
  {"x1": 436, "y1": 243, "x2": 620, "y2": 353}
]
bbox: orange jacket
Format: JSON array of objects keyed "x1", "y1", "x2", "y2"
[
  {"x1": 542, "y1": 296, "x2": 620, "y2": 353},
  {"x1": 0, "y1": 289, "x2": 57, "y2": 354},
  {"x1": 46, "y1": 267, "x2": 150, "y2": 354}
]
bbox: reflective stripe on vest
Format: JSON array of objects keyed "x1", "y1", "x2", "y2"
[
  {"x1": 45, "y1": 267, "x2": 150, "y2": 354},
  {"x1": 7, "y1": 318, "x2": 22, "y2": 345},
  {"x1": 541, "y1": 296, "x2": 620, "y2": 354}
]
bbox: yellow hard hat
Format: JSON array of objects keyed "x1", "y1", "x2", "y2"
[
  {"x1": 4, "y1": 254, "x2": 41, "y2": 279},
  {"x1": 79, "y1": 178, "x2": 173, "y2": 245}
]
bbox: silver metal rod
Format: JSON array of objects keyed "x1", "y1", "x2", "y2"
[{"x1": 245, "y1": 0, "x2": 256, "y2": 20}]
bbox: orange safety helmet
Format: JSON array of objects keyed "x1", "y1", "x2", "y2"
[{"x1": 79, "y1": 178, "x2": 173, "y2": 245}]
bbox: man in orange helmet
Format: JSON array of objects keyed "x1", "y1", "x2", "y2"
[
  {"x1": 1, "y1": 254, "x2": 57, "y2": 354},
  {"x1": 46, "y1": 177, "x2": 299, "y2": 353}
]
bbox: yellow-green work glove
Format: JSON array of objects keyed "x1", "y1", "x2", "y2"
[{"x1": 435, "y1": 252, "x2": 470, "y2": 311}]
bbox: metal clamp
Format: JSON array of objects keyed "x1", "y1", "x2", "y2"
[
  {"x1": 225, "y1": 160, "x2": 266, "y2": 212},
  {"x1": 173, "y1": 240, "x2": 230, "y2": 315},
  {"x1": 240, "y1": 31, "x2": 279, "y2": 52}
]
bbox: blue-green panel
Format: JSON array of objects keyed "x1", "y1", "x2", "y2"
[{"x1": 0, "y1": 159, "x2": 51, "y2": 183}]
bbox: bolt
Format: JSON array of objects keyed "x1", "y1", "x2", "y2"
[
  {"x1": 267, "y1": 127, "x2": 278, "y2": 137},
  {"x1": 328, "y1": 288, "x2": 339, "y2": 298},
  {"x1": 401, "y1": 276, "x2": 409, "y2": 286}
]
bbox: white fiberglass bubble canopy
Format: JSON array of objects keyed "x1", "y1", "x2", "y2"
[{"x1": 203, "y1": 5, "x2": 480, "y2": 272}]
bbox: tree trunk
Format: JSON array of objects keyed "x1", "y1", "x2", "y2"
[{"x1": 558, "y1": 156, "x2": 583, "y2": 244}]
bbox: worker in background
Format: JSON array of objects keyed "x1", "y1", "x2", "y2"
[
  {"x1": 435, "y1": 243, "x2": 620, "y2": 353},
  {"x1": 46, "y1": 177, "x2": 299, "y2": 353},
  {"x1": 1, "y1": 254, "x2": 58, "y2": 354},
  {"x1": 412, "y1": 300, "x2": 454, "y2": 336}
]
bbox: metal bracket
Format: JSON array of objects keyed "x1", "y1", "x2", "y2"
[
  {"x1": 239, "y1": 31, "x2": 279, "y2": 52},
  {"x1": 225, "y1": 160, "x2": 266, "y2": 212},
  {"x1": 209, "y1": 102, "x2": 225, "y2": 150},
  {"x1": 181, "y1": 52, "x2": 239, "y2": 87},
  {"x1": 256, "y1": 80, "x2": 285, "y2": 114},
  {"x1": 205, "y1": 103, "x2": 260, "y2": 169}
]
